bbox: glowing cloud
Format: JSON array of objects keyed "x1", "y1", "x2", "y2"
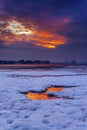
[
  {"x1": 0, "y1": 17, "x2": 67, "y2": 48},
  {"x1": 6, "y1": 20, "x2": 33, "y2": 35}
]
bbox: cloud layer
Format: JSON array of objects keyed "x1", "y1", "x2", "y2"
[{"x1": 0, "y1": 0, "x2": 87, "y2": 61}]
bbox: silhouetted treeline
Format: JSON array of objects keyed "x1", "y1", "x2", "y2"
[
  {"x1": 0, "y1": 60, "x2": 50, "y2": 64},
  {"x1": 0, "y1": 60, "x2": 87, "y2": 65}
]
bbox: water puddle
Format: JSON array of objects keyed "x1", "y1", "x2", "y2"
[
  {"x1": 45, "y1": 86, "x2": 64, "y2": 93},
  {"x1": 20, "y1": 85, "x2": 75, "y2": 100},
  {"x1": 26, "y1": 92, "x2": 58, "y2": 100}
]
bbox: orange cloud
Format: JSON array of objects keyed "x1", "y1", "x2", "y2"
[{"x1": 0, "y1": 17, "x2": 67, "y2": 48}]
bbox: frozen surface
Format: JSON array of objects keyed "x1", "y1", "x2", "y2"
[{"x1": 0, "y1": 66, "x2": 87, "y2": 130}]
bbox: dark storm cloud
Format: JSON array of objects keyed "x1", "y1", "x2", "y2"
[
  {"x1": 1, "y1": 0, "x2": 86, "y2": 31},
  {"x1": 1, "y1": 0, "x2": 87, "y2": 39},
  {"x1": 1, "y1": 0, "x2": 86, "y2": 20},
  {"x1": 57, "y1": 22, "x2": 87, "y2": 44},
  {"x1": 0, "y1": 0, "x2": 86, "y2": 30}
]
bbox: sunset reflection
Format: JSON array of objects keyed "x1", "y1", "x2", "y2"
[
  {"x1": 26, "y1": 86, "x2": 64, "y2": 100},
  {"x1": 26, "y1": 92, "x2": 58, "y2": 100},
  {"x1": 46, "y1": 87, "x2": 64, "y2": 93}
]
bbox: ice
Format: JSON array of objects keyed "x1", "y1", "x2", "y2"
[{"x1": 0, "y1": 66, "x2": 87, "y2": 130}]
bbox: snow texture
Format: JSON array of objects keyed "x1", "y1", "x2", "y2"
[{"x1": 0, "y1": 66, "x2": 87, "y2": 130}]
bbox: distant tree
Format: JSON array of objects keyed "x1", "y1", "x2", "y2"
[{"x1": 0, "y1": 59, "x2": 50, "y2": 64}]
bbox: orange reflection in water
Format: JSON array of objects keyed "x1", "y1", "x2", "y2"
[
  {"x1": 26, "y1": 87, "x2": 64, "y2": 100},
  {"x1": 46, "y1": 87, "x2": 64, "y2": 93},
  {"x1": 26, "y1": 92, "x2": 58, "y2": 100}
]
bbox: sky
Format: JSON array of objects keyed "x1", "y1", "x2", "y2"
[{"x1": 0, "y1": 0, "x2": 87, "y2": 62}]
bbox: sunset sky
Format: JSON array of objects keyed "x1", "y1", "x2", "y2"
[{"x1": 0, "y1": 0, "x2": 87, "y2": 62}]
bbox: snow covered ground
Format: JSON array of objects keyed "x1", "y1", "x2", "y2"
[{"x1": 0, "y1": 66, "x2": 87, "y2": 130}]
